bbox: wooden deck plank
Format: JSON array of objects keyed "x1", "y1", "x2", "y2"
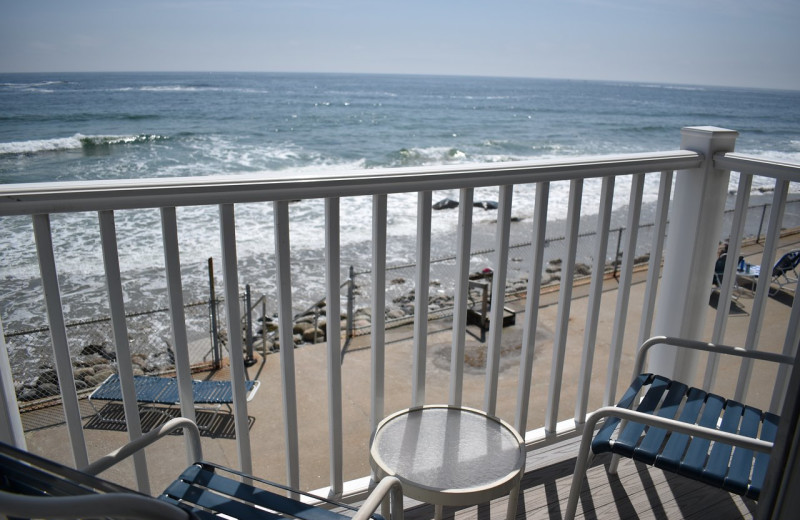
[{"x1": 403, "y1": 435, "x2": 757, "y2": 520}]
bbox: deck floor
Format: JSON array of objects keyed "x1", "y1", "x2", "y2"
[{"x1": 403, "y1": 435, "x2": 758, "y2": 520}]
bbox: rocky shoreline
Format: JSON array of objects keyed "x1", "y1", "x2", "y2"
[{"x1": 15, "y1": 342, "x2": 177, "y2": 403}]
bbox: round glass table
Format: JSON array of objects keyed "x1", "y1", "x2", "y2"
[{"x1": 370, "y1": 405, "x2": 525, "y2": 520}]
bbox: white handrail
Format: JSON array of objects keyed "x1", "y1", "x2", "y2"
[
  {"x1": 0, "y1": 151, "x2": 702, "y2": 216},
  {"x1": 715, "y1": 152, "x2": 800, "y2": 180},
  {"x1": 3, "y1": 133, "x2": 799, "y2": 501}
]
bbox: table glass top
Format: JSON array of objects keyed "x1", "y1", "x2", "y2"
[{"x1": 373, "y1": 407, "x2": 524, "y2": 490}]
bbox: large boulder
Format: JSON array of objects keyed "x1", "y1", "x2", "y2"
[
  {"x1": 302, "y1": 327, "x2": 325, "y2": 342},
  {"x1": 433, "y1": 198, "x2": 459, "y2": 210}
]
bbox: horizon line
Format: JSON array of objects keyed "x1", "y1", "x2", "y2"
[{"x1": 1, "y1": 70, "x2": 798, "y2": 93}]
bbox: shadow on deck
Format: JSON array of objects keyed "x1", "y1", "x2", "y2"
[{"x1": 404, "y1": 435, "x2": 758, "y2": 520}]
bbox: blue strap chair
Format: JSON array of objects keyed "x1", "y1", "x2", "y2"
[
  {"x1": 564, "y1": 336, "x2": 795, "y2": 520},
  {"x1": 0, "y1": 418, "x2": 403, "y2": 520},
  {"x1": 740, "y1": 249, "x2": 800, "y2": 295},
  {"x1": 767, "y1": 249, "x2": 800, "y2": 294},
  {"x1": 89, "y1": 374, "x2": 260, "y2": 428}
]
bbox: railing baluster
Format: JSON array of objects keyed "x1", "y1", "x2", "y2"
[
  {"x1": 704, "y1": 173, "x2": 752, "y2": 391},
  {"x1": 3, "y1": 134, "x2": 799, "y2": 498},
  {"x1": 98, "y1": 210, "x2": 149, "y2": 493},
  {"x1": 637, "y1": 170, "x2": 673, "y2": 347},
  {"x1": 772, "y1": 289, "x2": 800, "y2": 413},
  {"x1": 448, "y1": 188, "x2": 473, "y2": 407},
  {"x1": 736, "y1": 179, "x2": 789, "y2": 402},
  {"x1": 370, "y1": 195, "x2": 387, "y2": 431},
  {"x1": 219, "y1": 203, "x2": 253, "y2": 476},
  {"x1": 274, "y1": 200, "x2": 300, "y2": 492},
  {"x1": 574, "y1": 176, "x2": 614, "y2": 424},
  {"x1": 411, "y1": 191, "x2": 432, "y2": 407},
  {"x1": 32, "y1": 214, "x2": 88, "y2": 468},
  {"x1": 325, "y1": 197, "x2": 343, "y2": 496},
  {"x1": 484, "y1": 185, "x2": 513, "y2": 415},
  {"x1": 0, "y1": 317, "x2": 25, "y2": 447},
  {"x1": 604, "y1": 173, "x2": 645, "y2": 406},
  {"x1": 515, "y1": 182, "x2": 549, "y2": 434},
  {"x1": 546, "y1": 179, "x2": 583, "y2": 433},
  {"x1": 160, "y1": 208, "x2": 196, "y2": 434}
]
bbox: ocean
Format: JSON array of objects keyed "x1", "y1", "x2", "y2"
[{"x1": 1, "y1": 72, "x2": 799, "y2": 336}]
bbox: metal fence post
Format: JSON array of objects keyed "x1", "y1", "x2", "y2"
[
  {"x1": 756, "y1": 203, "x2": 768, "y2": 244},
  {"x1": 346, "y1": 266, "x2": 355, "y2": 340},
  {"x1": 244, "y1": 284, "x2": 256, "y2": 366},
  {"x1": 613, "y1": 227, "x2": 624, "y2": 280},
  {"x1": 261, "y1": 299, "x2": 268, "y2": 354},
  {"x1": 208, "y1": 257, "x2": 221, "y2": 369}
]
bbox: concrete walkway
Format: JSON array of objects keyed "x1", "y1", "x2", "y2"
[{"x1": 21, "y1": 233, "x2": 799, "y2": 498}]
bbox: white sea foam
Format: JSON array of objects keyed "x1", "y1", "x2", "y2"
[
  {"x1": 0, "y1": 135, "x2": 84, "y2": 155},
  {"x1": 0, "y1": 133, "x2": 165, "y2": 156},
  {"x1": 134, "y1": 85, "x2": 267, "y2": 94}
]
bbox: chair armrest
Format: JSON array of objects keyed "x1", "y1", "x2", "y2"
[
  {"x1": 82, "y1": 417, "x2": 202, "y2": 476},
  {"x1": 633, "y1": 336, "x2": 795, "y2": 378},
  {"x1": 354, "y1": 476, "x2": 404, "y2": 520},
  {"x1": 584, "y1": 406, "x2": 773, "y2": 455},
  {"x1": 0, "y1": 490, "x2": 192, "y2": 520}
]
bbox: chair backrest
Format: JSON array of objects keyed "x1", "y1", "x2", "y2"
[
  {"x1": 773, "y1": 250, "x2": 800, "y2": 276},
  {"x1": 714, "y1": 253, "x2": 728, "y2": 275},
  {"x1": 712, "y1": 253, "x2": 727, "y2": 286}
]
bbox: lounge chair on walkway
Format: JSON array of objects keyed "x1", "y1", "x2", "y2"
[
  {"x1": 564, "y1": 336, "x2": 795, "y2": 520},
  {"x1": 739, "y1": 249, "x2": 800, "y2": 295},
  {"x1": 89, "y1": 374, "x2": 260, "y2": 427},
  {"x1": 0, "y1": 418, "x2": 404, "y2": 520}
]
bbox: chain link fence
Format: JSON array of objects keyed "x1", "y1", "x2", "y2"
[
  {"x1": 6, "y1": 299, "x2": 228, "y2": 423},
  {"x1": 345, "y1": 199, "x2": 800, "y2": 336},
  {"x1": 4, "y1": 198, "x2": 799, "y2": 430}
]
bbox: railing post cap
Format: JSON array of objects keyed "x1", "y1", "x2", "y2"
[
  {"x1": 681, "y1": 126, "x2": 739, "y2": 137},
  {"x1": 680, "y1": 126, "x2": 739, "y2": 153}
]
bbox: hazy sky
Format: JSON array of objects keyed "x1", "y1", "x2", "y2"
[{"x1": 1, "y1": 0, "x2": 799, "y2": 90}]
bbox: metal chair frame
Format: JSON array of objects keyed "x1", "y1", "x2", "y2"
[{"x1": 564, "y1": 336, "x2": 795, "y2": 520}]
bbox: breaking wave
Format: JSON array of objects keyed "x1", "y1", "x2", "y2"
[{"x1": 0, "y1": 133, "x2": 168, "y2": 156}]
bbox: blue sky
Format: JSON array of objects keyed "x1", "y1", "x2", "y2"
[{"x1": 1, "y1": 0, "x2": 798, "y2": 90}]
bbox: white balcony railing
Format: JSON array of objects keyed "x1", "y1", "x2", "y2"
[{"x1": 1, "y1": 126, "x2": 798, "y2": 501}]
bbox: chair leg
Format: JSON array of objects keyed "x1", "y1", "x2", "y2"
[
  {"x1": 608, "y1": 453, "x2": 622, "y2": 475},
  {"x1": 565, "y1": 446, "x2": 595, "y2": 520},
  {"x1": 381, "y1": 496, "x2": 390, "y2": 520}
]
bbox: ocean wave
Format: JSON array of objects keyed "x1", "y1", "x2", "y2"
[
  {"x1": 386, "y1": 146, "x2": 470, "y2": 167},
  {"x1": 0, "y1": 112, "x2": 162, "y2": 123},
  {"x1": 0, "y1": 133, "x2": 168, "y2": 156},
  {"x1": 131, "y1": 85, "x2": 267, "y2": 94},
  {"x1": 0, "y1": 80, "x2": 67, "y2": 92}
]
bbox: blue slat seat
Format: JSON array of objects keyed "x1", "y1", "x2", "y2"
[
  {"x1": 0, "y1": 418, "x2": 404, "y2": 520},
  {"x1": 565, "y1": 336, "x2": 795, "y2": 520},
  {"x1": 591, "y1": 373, "x2": 778, "y2": 499}
]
